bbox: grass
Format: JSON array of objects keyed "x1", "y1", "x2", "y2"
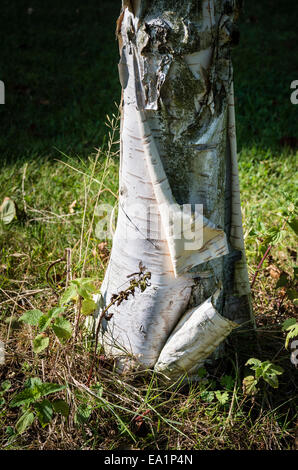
[{"x1": 0, "y1": 0, "x2": 297, "y2": 451}]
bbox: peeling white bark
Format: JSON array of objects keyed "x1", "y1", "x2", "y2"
[
  {"x1": 93, "y1": 0, "x2": 252, "y2": 378},
  {"x1": 154, "y1": 289, "x2": 237, "y2": 380}
]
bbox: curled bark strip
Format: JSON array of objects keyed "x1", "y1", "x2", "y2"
[
  {"x1": 155, "y1": 289, "x2": 238, "y2": 380},
  {"x1": 45, "y1": 255, "x2": 65, "y2": 298}
]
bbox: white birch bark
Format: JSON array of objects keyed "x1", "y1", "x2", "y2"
[{"x1": 93, "y1": 0, "x2": 252, "y2": 378}]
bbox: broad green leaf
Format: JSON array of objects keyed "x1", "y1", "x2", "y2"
[
  {"x1": 52, "y1": 399, "x2": 70, "y2": 417},
  {"x1": 39, "y1": 307, "x2": 64, "y2": 332},
  {"x1": 0, "y1": 397, "x2": 5, "y2": 407},
  {"x1": 286, "y1": 323, "x2": 298, "y2": 339},
  {"x1": 81, "y1": 299, "x2": 97, "y2": 316},
  {"x1": 25, "y1": 377, "x2": 42, "y2": 389},
  {"x1": 74, "y1": 403, "x2": 92, "y2": 425},
  {"x1": 1, "y1": 380, "x2": 11, "y2": 393},
  {"x1": 284, "y1": 321, "x2": 298, "y2": 348},
  {"x1": 282, "y1": 318, "x2": 297, "y2": 331},
  {"x1": 287, "y1": 218, "x2": 298, "y2": 235},
  {"x1": 15, "y1": 409, "x2": 35, "y2": 434},
  {"x1": 38, "y1": 315, "x2": 52, "y2": 333},
  {"x1": 255, "y1": 367, "x2": 263, "y2": 379},
  {"x1": 76, "y1": 286, "x2": 93, "y2": 301},
  {"x1": 10, "y1": 388, "x2": 39, "y2": 408},
  {"x1": 0, "y1": 197, "x2": 16, "y2": 225},
  {"x1": 242, "y1": 376, "x2": 258, "y2": 396},
  {"x1": 61, "y1": 279, "x2": 98, "y2": 305},
  {"x1": 266, "y1": 364, "x2": 284, "y2": 376},
  {"x1": 215, "y1": 390, "x2": 229, "y2": 405},
  {"x1": 73, "y1": 279, "x2": 97, "y2": 298},
  {"x1": 37, "y1": 382, "x2": 66, "y2": 398},
  {"x1": 52, "y1": 317, "x2": 72, "y2": 342},
  {"x1": 10, "y1": 380, "x2": 65, "y2": 406},
  {"x1": 48, "y1": 307, "x2": 65, "y2": 317},
  {"x1": 33, "y1": 334, "x2": 49, "y2": 354},
  {"x1": 19, "y1": 309, "x2": 43, "y2": 326},
  {"x1": 34, "y1": 399, "x2": 53, "y2": 427},
  {"x1": 5, "y1": 426, "x2": 15, "y2": 438},
  {"x1": 245, "y1": 358, "x2": 262, "y2": 370},
  {"x1": 73, "y1": 278, "x2": 97, "y2": 289},
  {"x1": 60, "y1": 284, "x2": 78, "y2": 305},
  {"x1": 200, "y1": 391, "x2": 215, "y2": 403},
  {"x1": 260, "y1": 361, "x2": 272, "y2": 374},
  {"x1": 263, "y1": 373, "x2": 279, "y2": 389}
]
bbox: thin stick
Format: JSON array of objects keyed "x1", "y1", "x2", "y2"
[
  {"x1": 65, "y1": 248, "x2": 72, "y2": 288},
  {"x1": 250, "y1": 245, "x2": 272, "y2": 289}
]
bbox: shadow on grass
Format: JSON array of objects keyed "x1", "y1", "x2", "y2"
[
  {"x1": 233, "y1": 0, "x2": 298, "y2": 154},
  {"x1": 0, "y1": 0, "x2": 121, "y2": 163},
  {"x1": 0, "y1": 0, "x2": 297, "y2": 163}
]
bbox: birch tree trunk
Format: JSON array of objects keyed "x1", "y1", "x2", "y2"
[{"x1": 96, "y1": 0, "x2": 252, "y2": 380}]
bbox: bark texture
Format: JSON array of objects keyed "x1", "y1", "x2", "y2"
[{"x1": 95, "y1": 0, "x2": 252, "y2": 379}]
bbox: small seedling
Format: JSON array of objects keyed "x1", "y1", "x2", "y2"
[
  {"x1": 19, "y1": 307, "x2": 72, "y2": 353},
  {"x1": 243, "y1": 358, "x2": 284, "y2": 396},
  {"x1": 60, "y1": 277, "x2": 100, "y2": 316},
  {"x1": 9, "y1": 377, "x2": 68, "y2": 434}
]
